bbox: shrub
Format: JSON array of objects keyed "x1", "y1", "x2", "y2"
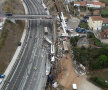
[
  {"x1": 87, "y1": 32, "x2": 95, "y2": 38},
  {"x1": 79, "y1": 22, "x2": 89, "y2": 29},
  {"x1": 89, "y1": 77, "x2": 108, "y2": 88},
  {"x1": 101, "y1": 7, "x2": 108, "y2": 18},
  {"x1": 70, "y1": 36, "x2": 80, "y2": 46}
]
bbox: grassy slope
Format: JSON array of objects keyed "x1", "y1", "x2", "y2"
[
  {"x1": 0, "y1": 20, "x2": 25, "y2": 73},
  {"x1": 2, "y1": 0, "x2": 25, "y2": 14},
  {"x1": 0, "y1": 0, "x2": 25, "y2": 73}
]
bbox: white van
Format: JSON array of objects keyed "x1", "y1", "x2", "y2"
[{"x1": 72, "y1": 84, "x2": 77, "y2": 90}]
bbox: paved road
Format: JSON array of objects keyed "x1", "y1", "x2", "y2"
[{"x1": 2, "y1": 0, "x2": 53, "y2": 90}]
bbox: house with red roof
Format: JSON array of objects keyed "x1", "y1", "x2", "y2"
[
  {"x1": 100, "y1": 18, "x2": 108, "y2": 39},
  {"x1": 88, "y1": 16, "x2": 103, "y2": 31},
  {"x1": 74, "y1": 1, "x2": 105, "y2": 8},
  {"x1": 88, "y1": 16, "x2": 108, "y2": 43}
]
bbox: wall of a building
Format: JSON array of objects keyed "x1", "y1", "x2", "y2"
[
  {"x1": 88, "y1": 17, "x2": 93, "y2": 29},
  {"x1": 102, "y1": 23, "x2": 108, "y2": 30},
  {"x1": 88, "y1": 17, "x2": 103, "y2": 30}
]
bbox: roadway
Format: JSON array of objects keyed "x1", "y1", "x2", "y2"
[{"x1": 2, "y1": 0, "x2": 53, "y2": 90}]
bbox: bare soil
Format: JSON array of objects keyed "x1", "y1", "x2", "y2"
[
  {"x1": 93, "y1": 10, "x2": 100, "y2": 15},
  {"x1": 57, "y1": 43, "x2": 102, "y2": 90},
  {"x1": 57, "y1": 53, "x2": 76, "y2": 90},
  {"x1": 0, "y1": 20, "x2": 25, "y2": 73},
  {"x1": 44, "y1": 0, "x2": 57, "y2": 16},
  {"x1": 0, "y1": 0, "x2": 25, "y2": 74},
  {"x1": 2, "y1": 0, "x2": 25, "y2": 14}
]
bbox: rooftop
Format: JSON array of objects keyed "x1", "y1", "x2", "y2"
[
  {"x1": 100, "y1": 29, "x2": 108, "y2": 39},
  {"x1": 93, "y1": 1, "x2": 105, "y2": 7},
  {"x1": 91, "y1": 16, "x2": 103, "y2": 21},
  {"x1": 74, "y1": 1, "x2": 105, "y2": 7},
  {"x1": 80, "y1": 1, "x2": 87, "y2": 6},
  {"x1": 103, "y1": 18, "x2": 108, "y2": 23}
]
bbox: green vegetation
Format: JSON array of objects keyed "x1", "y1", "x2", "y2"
[
  {"x1": 72, "y1": 44, "x2": 108, "y2": 70},
  {"x1": 78, "y1": 22, "x2": 89, "y2": 29},
  {"x1": 89, "y1": 7, "x2": 94, "y2": 12},
  {"x1": 87, "y1": 32, "x2": 103, "y2": 46},
  {"x1": 89, "y1": 7, "x2": 94, "y2": 15},
  {"x1": 70, "y1": 36, "x2": 80, "y2": 46},
  {"x1": 92, "y1": 55, "x2": 108, "y2": 69},
  {"x1": 101, "y1": 7, "x2": 108, "y2": 17},
  {"x1": 89, "y1": 62, "x2": 108, "y2": 89},
  {"x1": 70, "y1": 33, "x2": 108, "y2": 70},
  {"x1": 101, "y1": 0, "x2": 108, "y2": 5},
  {"x1": 100, "y1": 0, "x2": 108, "y2": 17},
  {"x1": 70, "y1": 2, "x2": 74, "y2": 6},
  {"x1": 89, "y1": 77, "x2": 108, "y2": 88}
]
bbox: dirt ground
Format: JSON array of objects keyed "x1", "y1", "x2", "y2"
[
  {"x1": 57, "y1": 45, "x2": 102, "y2": 90},
  {"x1": 57, "y1": 53, "x2": 76, "y2": 90},
  {"x1": 2, "y1": 0, "x2": 25, "y2": 14},
  {"x1": 0, "y1": 0, "x2": 25, "y2": 74},
  {"x1": 44, "y1": 0, "x2": 57, "y2": 16},
  {"x1": 93, "y1": 10, "x2": 100, "y2": 15},
  {"x1": 0, "y1": 20, "x2": 25, "y2": 73}
]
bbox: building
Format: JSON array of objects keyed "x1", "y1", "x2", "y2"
[
  {"x1": 100, "y1": 29, "x2": 108, "y2": 39},
  {"x1": 88, "y1": 16, "x2": 103, "y2": 31},
  {"x1": 74, "y1": 1, "x2": 86, "y2": 7},
  {"x1": 88, "y1": 16, "x2": 108, "y2": 43},
  {"x1": 100, "y1": 18, "x2": 108, "y2": 39},
  {"x1": 87, "y1": 1, "x2": 105, "y2": 8},
  {"x1": 64, "y1": 0, "x2": 77, "y2": 3},
  {"x1": 64, "y1": 0, "x2": 74, "y2": 3},
  {"x1": 102, "y1": 18, "x2": 108, "y2": 30},
  {"x1": 74, "y1": 1, "x2": 105, "y2": 8}
]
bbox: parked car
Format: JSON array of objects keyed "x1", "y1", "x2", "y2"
[
  {"x1": 5, "y1": 13, "x2": 13, "y2": 16},
  {"x1": 76, "y1": 27, "x2": 87, "y2": 33},
  {"x1": 84, "y1": 15, "x2": 90, "y2": 19},
  {"x1": 81, "y1": 19, "x2": 87, "y2": 23},
  {"x1": 0, "y1": 74, "x2": 5, "y2": 78},
  {"x1": 18, "y1": 42, "x2": 21, "y2": 46}
]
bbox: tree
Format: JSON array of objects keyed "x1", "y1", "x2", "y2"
[
  {"x1": 70, "y1": 37, "x2": 76, "y2": 46},
  {"x1": 70, "y1": 36, "x2": 79, "y2": 46},
  {"x1": 101, "y1": 7, "x2": 108, "y2": 18},
  {"x1": 101, "y1": 0, "x2": 108, "y2": 6},
  {"x1": 89, "y1": 7, "x2": 94, "y2": 15},
  {"x1": 98, "y1": 55, "x2": 108, "y2": 65}
]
